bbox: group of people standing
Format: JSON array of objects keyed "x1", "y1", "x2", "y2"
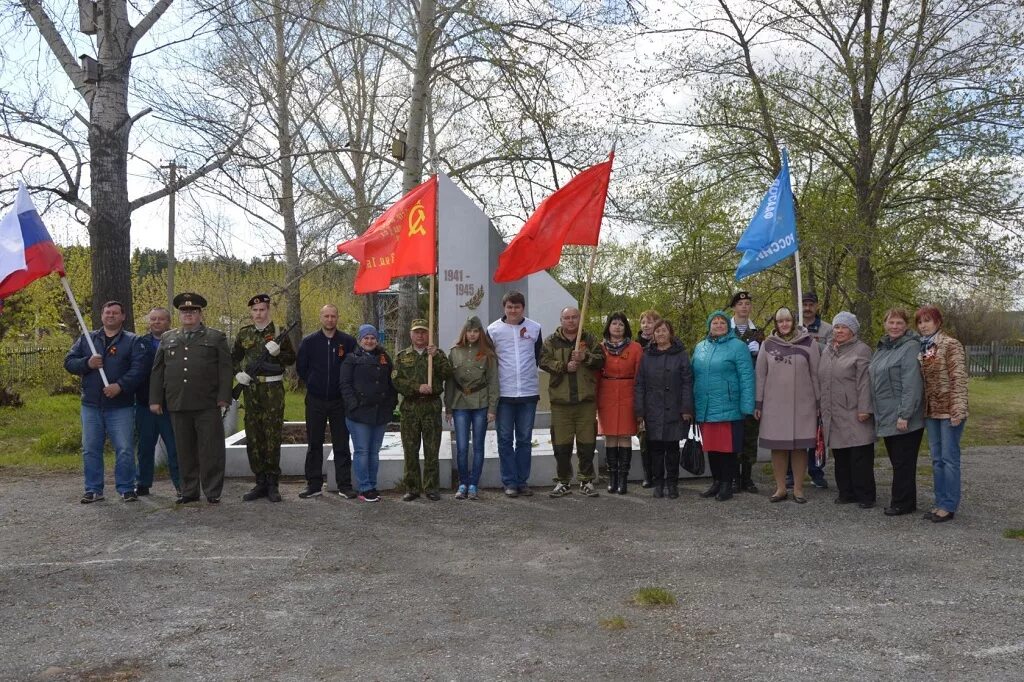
[{"x1": 64, "y1": 287, "x2": 969, "y2": 523}]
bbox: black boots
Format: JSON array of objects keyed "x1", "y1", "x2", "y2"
[
  {"x1": 266, "y1": 474, "x2": 282, "y2": 503},
  {"x1": 652, "y1": 482, "x2": 664, "y2": 498},
  {"x1": 617, "y1": 448, "x2": 630, "y2": 495},
  {"x1": 716, "y1": 482, "x2": 733, "y2": 501},
  {"x1": 700, "y1": 480, "x2": 722, "y2": 498},
  {"x1": 740, "y1": 461, "x2": 758, "y2": 493},
  {"x1": 666, "y1": 483, "x2": 679, "y2": 499},
  {"x1": 606, "y1": 446, "x2": 620, "y2": 493},
  {"x1": 242, "y1": 474, "x2": 268, "y2": 502}
]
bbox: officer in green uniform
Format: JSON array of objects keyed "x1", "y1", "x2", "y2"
[
  {"x1": 540, "y1": 306, "x2": 605, "y2": 497},
  {"x1": 232, "y1": 294, "x2": 297, "y2": 503},
  {"x1": 149, "y1": 293, "x2": 233, "y2": 504},
  {"x1": 392, "y1": 319, "x2": 452, "y2": 501}
]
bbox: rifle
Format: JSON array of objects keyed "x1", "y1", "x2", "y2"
[{"x1": 231, "y1": 320, "x2": 298, "y2": 400}]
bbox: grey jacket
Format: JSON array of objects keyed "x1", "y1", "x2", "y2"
[
  {"x1": 870, "y1": 331, "x2": 925, "y2": 437},
  {"x1": 818, "y1": 338, "x2": 875, "y2": 449}
]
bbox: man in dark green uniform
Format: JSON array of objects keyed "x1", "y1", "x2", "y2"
[
  {"x1": 232, "y1": 294, "x2": 297, "y2": 503},
  {"x1": 392, "y1": 318, "x2": 452, "y2": 501},
  {"x1": 149, "y1": 293, "x2": 233, "y2": 504},
  {"x1": 540, "y1": 306, "x2": 605, "y2": 497}
]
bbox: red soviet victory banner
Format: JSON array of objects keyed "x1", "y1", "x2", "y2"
[
  {"x1": 493, "y1": 151, "x2": 613, "y2": 283},
  {"x1": 337, "y1": 175, "x2": 438, "y2": 294}
]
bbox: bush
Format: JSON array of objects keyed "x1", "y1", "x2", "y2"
[
  {"x1": 34, "y1": 424, "x2": 83, "y2": 456},
  {"x1": 0, "y1": 385, "x2": 23, "y2": 408}
]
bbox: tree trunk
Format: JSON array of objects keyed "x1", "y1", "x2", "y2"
[
  {"x1": 87, "y1": 1, "x2": 135, "y2": 329},
  {"x1": 273, "y1": 5, "x2": 303, "y2": 351},
  {"x1": 395, "y1": 0, "x2": 436, "y2": 352}
]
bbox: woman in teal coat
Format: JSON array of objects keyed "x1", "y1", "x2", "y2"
[{"x1": 691, "y1": 310, "x2": 756, "y2": 501}]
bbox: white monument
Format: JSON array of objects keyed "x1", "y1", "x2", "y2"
[{"x1": 435, "y1": 173, "x2": 575, "y2": 350}]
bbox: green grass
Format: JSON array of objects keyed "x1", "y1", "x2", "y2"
[
  {"x1": 631, "y1": 587, "x2": 676, "y2": 607},
  {"x1": 1002, "y1": 529, "x2": 1024, "y2": 540},
  {"x1": 0, "y1": 389, "x2": 86, "y2": 471},
  {"x1": 961, "y1": 375, "x2": 1024, "y2": 447},
  {"x1": 599, "y1": 615, "x2": 629, "y2": 630}
]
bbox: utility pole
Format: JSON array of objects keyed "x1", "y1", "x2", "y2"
[{"x1": 160, "y1": 160, "x2": 184, "y2": 309}]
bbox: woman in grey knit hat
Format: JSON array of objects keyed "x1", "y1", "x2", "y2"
[{"x1": 818, "y1": 312, "x2": 877, "y2": 508}]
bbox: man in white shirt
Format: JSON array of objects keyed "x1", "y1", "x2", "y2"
[{"x1": 487, "y1": 291, "x2": 543, "y2": 497}]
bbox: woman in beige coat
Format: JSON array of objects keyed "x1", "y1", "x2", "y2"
[
  {"x1": 755, "y1": 307, "x2": 820, "y2": 503},
  {"x1": 818, "y1": 312, "x2": 876, "y2": 508}
]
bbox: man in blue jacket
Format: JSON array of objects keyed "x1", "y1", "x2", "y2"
[
  {"x1": 64, "y1": 300, "x2": 148, "y2": 503},
  {"x1": 296, "y1": 304, "x2": 357, "y2": 499},
  {"x1": 134, "y1": 307, "x2": 180, "y2": 496}
]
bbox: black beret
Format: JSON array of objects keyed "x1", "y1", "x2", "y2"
[
  {"x1": 248, "y1": 293, "x2": 272, "y2": 307},
  {"x1": 729, "y1": 291, "x2": 752, "y2": 307}
]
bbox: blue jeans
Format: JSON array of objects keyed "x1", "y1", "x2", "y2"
[
  {"x1": 81, "y1": 405, "x2": 136, "y2": 494},
  {"x1": 453, "y1": 407, "x2": 488, "y2": 487},
  {"x1": 347, "y1": 418, "x2": 386, "y2": 492},
  {"x1": 926, "y1": 417, "x2": 965, "y2": 513},
  {"x1": 496, "y1": 398, "x2": 537, "y2": 489},
  {"x1": 135, "y1": 405, "x2": 180, "y2": 490}
]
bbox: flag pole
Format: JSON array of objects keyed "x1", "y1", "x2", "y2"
[
  {"x1": 574, "y1": 245, "x2": 599, "y2": 355},
  {"x1": 794, "y1": 249, "x2": 804, "y2": 327},
  {"x1": 427, "y1": 174, "x2": 438, "y2": 386},
  {"x1": 60, "y1": 276, "x2": 109, "y2": 386}
]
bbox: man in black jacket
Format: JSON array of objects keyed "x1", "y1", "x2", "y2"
[{"x1": 296, "y1": 304, "x2": 357, "y2": 498}]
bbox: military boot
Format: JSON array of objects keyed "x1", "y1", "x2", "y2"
[
  {"x1": 242, "y1": 475, "x2": 268, "y2": 502},
  {"x1": 606, "y1": 447, "x2": 620, "y2": 493},
  {"x1": 267, "y1": 474, "x2": 282, "y2": 503}
]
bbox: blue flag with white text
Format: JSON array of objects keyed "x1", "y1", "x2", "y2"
[{"x1": 735, "y1": 150, "x2": 798, "y2": 281}]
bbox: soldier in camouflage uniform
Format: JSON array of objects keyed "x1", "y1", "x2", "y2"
[
  {"x1": 232, "y1": 294, "x2": 296, "y2": 503},
  {"x1": 729, "y1": 291, "x2": 764, "y2": 493},
  {"x1": 392, "y1": 319, "x2": 452, "y2": 501}
]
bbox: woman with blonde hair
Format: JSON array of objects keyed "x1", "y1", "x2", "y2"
[
  {"x1": 445, "y1": 316, "x2": 499, "y2": 500},
  {"x1": 755, "y1": 307, "x2": 820, "y2": 503},
  {"x1": 870, "y1": 308, "x2": 925, "y2": 516}
]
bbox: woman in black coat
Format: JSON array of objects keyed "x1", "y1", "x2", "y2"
[
  {"x1": 633, "y1": 320, "x2": 694, "y2": 499},
  {"x1": 340, "y1": 324, "x2": 398, "y2": 502}
]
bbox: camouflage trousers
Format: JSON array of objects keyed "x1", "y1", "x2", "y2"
[
  {"x1": 243, "y1": 382, "x2": 285, "y2": 477},
  {"x1": 550, "y1": 401, "x2": 597, "y2": 484},
  {"x1": 400, "y1": 397, "x2": 442, "y2": 493}
]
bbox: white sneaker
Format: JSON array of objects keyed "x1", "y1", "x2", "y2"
[
  {"x1": 549, "y1": 482, "x2": 571, "y2": 498},
  {"x1": 580, "y1": 481, "x2": 599, "y2": 497}
]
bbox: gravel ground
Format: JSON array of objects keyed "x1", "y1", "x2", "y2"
[{"x1": 2, "y1": 446, "x2": 1023, "y2": 681}]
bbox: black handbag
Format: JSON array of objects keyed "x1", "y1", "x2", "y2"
[{"x1": 681, "y1": 423, "x2": 705, "y2": 476}]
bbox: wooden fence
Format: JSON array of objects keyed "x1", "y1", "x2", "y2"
[{"x1": 966, "y1": 343, "x2": 1024, "y2": 377}]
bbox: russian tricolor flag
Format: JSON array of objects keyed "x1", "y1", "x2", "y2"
[{"x1": 0, "y1": 183, "x2": 65, "y2": 298}]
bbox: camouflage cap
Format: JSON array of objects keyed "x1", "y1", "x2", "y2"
[{"x1": 410, "y1": 318, "x2": 429, "y2": 331}]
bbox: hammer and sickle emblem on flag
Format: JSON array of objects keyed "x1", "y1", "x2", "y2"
[{"x1": 407, "y1": 201, "x2": 427, "y2": 237}]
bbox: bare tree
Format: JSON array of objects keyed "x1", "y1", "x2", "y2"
[{"x1": 3, "y1": 0, "x2": 244, "y2": 327}]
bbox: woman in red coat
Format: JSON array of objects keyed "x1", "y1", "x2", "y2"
[{"x1": 597, "y1": 312, "x2": 643, "y2": 494}]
